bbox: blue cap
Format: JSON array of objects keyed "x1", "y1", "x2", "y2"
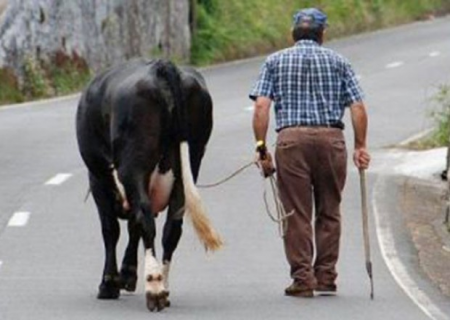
[{"x1": 293, "y1": 8, "x2": 328, "y2": 29}]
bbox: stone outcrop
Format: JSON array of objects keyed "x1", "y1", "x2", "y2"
[{"x1": 0, "y1": 0, "x2": 191, "y2": 80}]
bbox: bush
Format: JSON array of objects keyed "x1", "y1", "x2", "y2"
[
  {"x1": 429, "y1": 85, "x2": 450, "y2": 147},
  {"x1": 0, "y1": 68, "x2": 24, "y2": 104},
  {"x1": 47, "y1": 51, "x2": 91, "y2": 96},
  {"x1": 407, "y1": 85, "x2": 450, "y2": 150},
  {"x1": 0, "y1": 53, "x2": 91, "y2": 106}
]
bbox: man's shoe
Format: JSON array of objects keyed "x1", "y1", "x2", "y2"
[
  {"x1": 315, "y1": 284, "x2": 337, "y2": 296},
  {"x1": 284, "y1": 282, "x2": 314, "y2": 298}
]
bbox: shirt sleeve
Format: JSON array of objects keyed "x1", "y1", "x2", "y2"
[
  {"x1": 342, "y1": 60, "x2": 364, "y2": 107},
  {"x1": 249, "y1": 59, "x2": 274, "y2": 101}
]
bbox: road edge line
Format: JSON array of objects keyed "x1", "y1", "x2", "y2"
[{"x1": 0, "y1": 94, "x2": 80, "y2": 111}]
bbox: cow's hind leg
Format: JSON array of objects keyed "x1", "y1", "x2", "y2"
[
  {"x1": 119, "y1": 216, "x2": 140, "y2": 292},
  {"x1": 159, "y1": 143, "x2": 206, "y2": 306},
  {"x1": 141, "y1": 210, "x2": 169, "y2": 311},
  {"x1": 131, "y1": 182, "x2": 168, "y2": 312},
  {"x1": 161, "y1": 180, "x2": 184, "y2": 306},
  {"x1": 89, "y1": 172, "x2": 122, "y2": 299}
]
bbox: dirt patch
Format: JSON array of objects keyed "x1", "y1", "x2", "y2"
[{"x1": 400, "y1": 177, "x2": 450, "y2": 296}]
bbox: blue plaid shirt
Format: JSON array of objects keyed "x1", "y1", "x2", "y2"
[{"x1": 249, "y1": 40, "x2": 364, "y2": 131}]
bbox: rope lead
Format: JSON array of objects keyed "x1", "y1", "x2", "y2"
[{"x1": 197, "y1": 159, "x2": 292, "y2": 237}]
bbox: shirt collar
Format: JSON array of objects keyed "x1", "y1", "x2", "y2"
[{"x1": 294, "y1": 40, "x2": 320, "y2": 47}]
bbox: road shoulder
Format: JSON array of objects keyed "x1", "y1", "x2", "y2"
[
  {"x1": 399, "y1": 175, "x2": 450, "y2": 297},
  {"x1": 373, "y1": 147, "x2": 450, "y2": 319}
]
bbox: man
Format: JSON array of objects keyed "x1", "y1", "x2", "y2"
[{"x1": 249, "y1": 8, "x2": 370, "y2": 298}]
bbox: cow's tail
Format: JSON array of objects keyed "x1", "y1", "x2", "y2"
[
  {"x1": 179, "y1": 142, "x2": 223, "y2": 252},
  {"x1": 155, "y1": 60, "x2": 223, "y2": 252}
]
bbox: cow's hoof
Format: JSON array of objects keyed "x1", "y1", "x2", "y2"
[
  {"x1": 119, "y1": 267, "x2": 137, "y2": 292},
  {"x1": 121, "y1": 278, "x2": 137, "y2": 292},
  {"x1": 146, "y1": 291, "x2": 170, "y2": 312},
  {"x1": 97, "y1": 280, "x2": 120, "y2": 299}
]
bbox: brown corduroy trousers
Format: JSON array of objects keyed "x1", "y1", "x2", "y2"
[{"x1": 275, "y1": 127, "x2": 347, "y2": 289}]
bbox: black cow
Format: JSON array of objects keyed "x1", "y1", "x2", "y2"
[{"x1": 76, "y1": 59, "x2": 222, "y2": 311}]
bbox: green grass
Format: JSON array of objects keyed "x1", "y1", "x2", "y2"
[
  {"x1": 0, "y1": 68, "x2": 24, "y2": 104},
  {"x1": 22, "y1": 56, "x2": 52, "y2": 99},
  {"x1": 192, "y1": 0, "x2": 297, "y2": 65},
  {"x1": 406, "y1": 85, "x2": 450, "y2": 150},
  {"x1": 0, "y1": 52, "x2": 91, "y2": 106},
  {"x1": 428, "y1": 85, "x2": 450, "y2": 147},
  {"x1": 191, "y1": 0, "x2": 450, "y2": 65}
]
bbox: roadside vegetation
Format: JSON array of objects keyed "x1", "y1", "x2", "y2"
[
  {"x1": 0, "y1": 52, "x2": 91, "y2": 105},
  {"x1": 407, "y1": 84, "x2": 450, "y2": 150},
  {"x1": 191, "y1": 0, "x2": 450, "y2": 65},
  {"x1": 1, "y1": 0, "x2": 450, "y2": 105}
]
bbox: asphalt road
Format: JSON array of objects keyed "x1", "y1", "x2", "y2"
[{"x1": 1, "y1": 16, "x2": 450, "y2": 320}]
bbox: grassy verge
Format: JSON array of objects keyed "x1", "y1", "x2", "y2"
[
  {"x1": 0, "y1": 52, "x2": 91, "y2": 106},
  {"x1": 406, "y1": 84, "x2": 450, "y2": 150},
  {"x1": 192, "y1": 0, "x2": 450, "y2": 65},
  {"x1": 0, "y1": 67, "x2": 24, "y2": 104}
]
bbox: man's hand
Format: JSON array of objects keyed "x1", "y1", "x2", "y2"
[
  {"x1": 255, "y1": 142, "x2": 276, "y2": 178},
  {"x1": 353, "y1": 148, "x2": 371, "y2": 169},
  {"x1": 256, "y1": 151, "x2": 276, "y2": 178}
]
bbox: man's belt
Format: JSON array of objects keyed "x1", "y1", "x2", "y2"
[{"x1": 279, "y1": 121, "x2": 345, "y2": 131}]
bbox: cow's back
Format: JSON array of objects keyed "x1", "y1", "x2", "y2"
[
  {"x1": 76, "y1": 59, "x2": 159, "y2": 173},
  {"x1": 76, "y1": 59, "x2": 213, "y2": 178}
]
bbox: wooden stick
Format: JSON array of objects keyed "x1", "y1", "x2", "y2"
[{"x1": 359, "y1": 168, "x2": 374, "y2": 300}]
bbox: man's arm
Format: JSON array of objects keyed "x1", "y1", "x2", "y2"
[
  {"x1": 350, "y1": 101, "x2": 370, "y2": 169},
  {"x1": 252, "y1": 96, "x2": 275, "y2": 177},
  {"x1": 252, "y1": 96, "x2": 272, "y2": 143}
]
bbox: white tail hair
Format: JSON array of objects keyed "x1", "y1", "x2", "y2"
[{"x1": 179, "y1": 142, "x2": 223, "y2": 251}]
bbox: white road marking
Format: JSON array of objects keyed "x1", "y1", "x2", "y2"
[
  {"x1": 45, "y1": 173, "x2": 73, "y2": 186},
  {"x1": 8, "y1": 212, "x2": 30, "y2": 227},
  {"x1": 0, "y1": 94, "x2": 80, "y2": 111},
  {"x1": 246, "y1": 105, "x2": 254, "y2": 112},
  {"x1": 386, "y1": 61, "x2": 404, "y2": 69},
  {"x1": 429, "y1": 51, "x2": 441, "y2": 58},
  {"x1": 356, "y1": 74, "x2": 363, "y2": 80},
  {"x1": 373, "y1": 160, "x2": 446, "y2": 320},
  {"x1": 0, "y1": 261, "x2": 3, "y2": 270}
]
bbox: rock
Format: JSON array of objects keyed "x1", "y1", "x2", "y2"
[{"x1": 0, "y1": 0, "x2": 191, "y2": 82}]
